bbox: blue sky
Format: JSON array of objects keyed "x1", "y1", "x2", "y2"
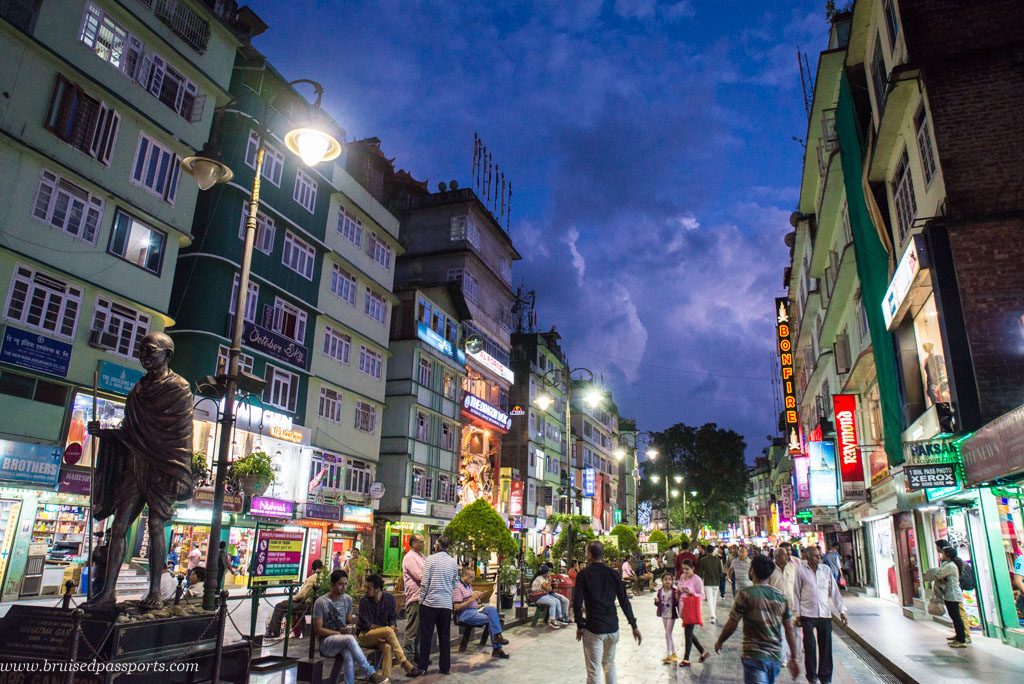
[{"x1": 246, "y1": 0, "x2": 832, "y2": 459}]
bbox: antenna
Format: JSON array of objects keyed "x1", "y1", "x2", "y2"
[
  {"x1": 512, "y1": 286, "x2": 536, "y2": 333},
  {"x1": 470, "y1": 134, "x2": 514, "y2": 232},
  {"x1": 797, "y1": 47, "x2": 814, "y2": 120}
]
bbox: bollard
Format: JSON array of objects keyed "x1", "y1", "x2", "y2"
[
  {"x1": 174, "y1": 574, "x2": 185, "y2": 606},
  {"x1": 282, "y1": 581, "x2": 295, "y2": 658},
  {"x1": 212, "y1": 589, "x2": 229, "y2": 684},
  {"x1": 61, "y1": 580, "x2": 75, "y2": 609},
  {"x1": 64, "y1": 608, "x2": 84, "y2": 684},
  {"x1": 250, "y1": 585, "x2": 263, "y2": 639}
]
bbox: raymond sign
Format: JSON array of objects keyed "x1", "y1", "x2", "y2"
[
  {"x1": 833, "y1": 394, "x2": 865, "y2": 501},
  {"x1": 775, "y1": 299, "x2": 800, "y2": 452}
]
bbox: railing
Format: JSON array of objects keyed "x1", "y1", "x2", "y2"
[
  {"x1": 1, "y1": 0, "x2": 38, "y2": 33},
  {"x1": 140, "y1": 0, "x2": 211, "y2": 54}
]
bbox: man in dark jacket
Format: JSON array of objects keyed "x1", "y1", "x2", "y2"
[{"x1": 697, "y1": 544, "x2": 724, "y2": 623}]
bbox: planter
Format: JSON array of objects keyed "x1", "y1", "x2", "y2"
[
  {"x1": 499, "y1": 593, "x2": 514, "y2": 610},
  {"x1": 236, "y1": 475, "x2": 269, "y2": 497},
  {"x1": 472, "y1": 580, "x2": 495, "y2": 604}
]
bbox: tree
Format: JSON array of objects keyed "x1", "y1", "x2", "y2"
[
  {"x1": 609, "y1": 524, "x2": 640, "y2": 556},
  {"x1": 648, "y1": 529, "x2": 669, "y2": 552},
  {"x1": 445, "y1": 499, "x2": 517, "y2": 568},
  {"x1": 549, "y1": 514, "x2": 594, "y2": 567},
  {"x1": 639, "y1": 422, "x2": 749, "y2": 532}
]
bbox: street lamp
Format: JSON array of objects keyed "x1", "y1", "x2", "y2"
[
  {"x1": 673, "y1": 474, "x2": 683, "y2": 484},
  {"x1": 613, "y1": 448, "x2": 626, "y2": 460},
  {"x1": 647, "y1": 448, "x2": 659, "y2": 460},
  {"x1": 182, "y1": 78, "x2": 340, "y2": 611}
]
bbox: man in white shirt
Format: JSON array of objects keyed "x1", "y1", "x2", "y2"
[
  {"x1": 416, "y1": 535, "x2": 459, "y2": 675},
  {"x1": 768, "y1": 542, "x2": 801, "y2": 661},
  {"x1": 794, "y1": 546, "x2": 848, "y2": 684}
]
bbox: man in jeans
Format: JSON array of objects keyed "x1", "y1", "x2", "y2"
[
  {"x1": 714, "y1": 555, "x2": 800, "y2": 684},
  {"x1": 453, "y1": 566, "x2": 510, "y2": 659},
  {"x1": 794, "y1": 546, "x2": 848, "y2": 684},
  {"x1": 416, "y1": 535, "x2": 459, "y2": 675},
  {"x1": 401, "y1": 534, "x2": 425, "y2": 656},
  {"x1": 311, "y1": 570, "x2": 386, "y2": 684},
  {"x1": 572, "y1": 541, "x2": 642, "y2": 684}
]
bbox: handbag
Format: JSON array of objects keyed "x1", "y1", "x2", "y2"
[
  {"x1": 682, "y1": 594, "x2": 703, "y2": 626},
  {"x1": 927, "y1": 595, "x2": 947, "y2": 616}
]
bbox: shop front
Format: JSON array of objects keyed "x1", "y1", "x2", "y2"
[
  {"x1": 167, "y1": 487, "x2": 248, "y2": 581},
  {"x1": 457, "y1": 392, "x2": 511, "y2": 509}
]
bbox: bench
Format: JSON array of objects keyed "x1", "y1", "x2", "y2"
[
  {"x1": 530, "y1": 603, "x2": 551, "y2": 627},
  {"x1": 452, "y1": 611, "x2": 498, "y2": 652}
]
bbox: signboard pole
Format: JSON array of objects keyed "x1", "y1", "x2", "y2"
[{"x1": 87, "y1": 367, "x2": 98, "y2": 601}]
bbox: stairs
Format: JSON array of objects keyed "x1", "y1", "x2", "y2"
[{"x1": 115, "y1": 563, "x2": 150, "y2": 596}]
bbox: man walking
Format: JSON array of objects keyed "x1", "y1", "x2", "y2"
[
  {"x1": 664, "y1": 544, "x2": 678, "y2": 573},
  {"x1": 697, "y1": 544, "x2": 724, "y2": 624},
  {"x1": 573, "y1": 541, "x2": 642, "y2": 684},
  {"x1": 675, "y1": 541, "x2": 698, "y2": 576},
  {"x1": 401, "y1": 534, "x2": 426, "y2": 656},
  {"x1": 794, "y1": 546, "x2": 848, "y2": 684},
  {"x1": 416, "y1": 536, "x2": 459, "y2": 675},
  {"x1": 714, "y1": 555, "x2": 800, "y2": 683},
  {"x1": 729, "y1": 546, "x2": 753, "y2": 597}
]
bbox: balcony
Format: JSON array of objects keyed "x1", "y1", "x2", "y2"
[{"x1": 139, "y1": 0, "x2": 211, "y2": 54}]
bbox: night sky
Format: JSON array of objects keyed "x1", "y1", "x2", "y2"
[{"x1": 245, "y1": 0, "x2": 832, "y2": 460}]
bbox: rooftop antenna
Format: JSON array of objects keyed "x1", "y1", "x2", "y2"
[{"x1": 797, "y1": 47, "x2": 814, "y2": 121}]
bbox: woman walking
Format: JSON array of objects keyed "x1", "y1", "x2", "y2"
[
  {"x1": 655, "y1": 573, "x2": 679, "y2": 664},
  {"x1": 926, "y1": 546, "x2": 968, "y2": 647},
  {"x1": 677, "y1": 560, "x2": 710, "y2": 666}
]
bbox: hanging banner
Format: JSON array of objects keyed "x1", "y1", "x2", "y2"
[
  {"x1": 807, "y1": 441, "x2": 839, "y2": 507},
  {"x1": 775, "y1": 299, "x2": 800, "y2": 452},
  {"x1": 833, "y1": 394, "x2": 865, "y2": 501},
  {"x1": 509, "y1": 480, "x2": 524, "y2": 517},
  {"x1": 779, "y1": 483, "x2": 794, "y2": 519}
]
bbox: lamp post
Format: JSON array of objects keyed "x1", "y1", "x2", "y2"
[{"x1": 182, "y1": 78, "x2": 340, "y2": 611}]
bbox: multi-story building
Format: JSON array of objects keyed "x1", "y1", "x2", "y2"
[
  {"x1": 617, "y1": 418, "x2": 638, "y2": 526},
  {"x1": 570, "y1": 380, "x2": 620, "y2": 533},
  {"x1": 741, "y1": 456, "x2": 772, "y2": 539},
  {"x1": 376, "y1": 283, "x2": 469, "y2": 574},
  {"x1": 0, "y1": 0, "x2": 261, "y2": 599},
  {"x1": 169, "y1": 51, "x2": 400, "y2": 569},
  {"x1": 506, "y1": 328, "x2": 569, "y2": 551}
]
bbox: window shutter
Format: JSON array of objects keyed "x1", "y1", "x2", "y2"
[
  {"x1": 90, "y1": 102, "x2": 119, "y2": 163},
  {"x1": 137, "y1": 53, "x2": 153, "y2": 87},
  {"x1": 99, "y1": 109, "x2": 120, "y2": 166},
  {"x1": 164, "y1": 154, "x2": 180, "y2": 204},
  {"x1": 124, "y1": 35, "x2": 144, "y2": 79},
  {"x1": 187, "y1": 93, "x2": 206, "y2": 123},
  {"x1": 147, "y1": 55, "x2": 166, "y2": 97},
  {"x1": 83, "y1": 198, "x2": 103, "y2": 244}
]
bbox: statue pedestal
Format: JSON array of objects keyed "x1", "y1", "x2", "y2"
[{"x1": 0, "y1": 604, "x2": 251, "y2": 682}]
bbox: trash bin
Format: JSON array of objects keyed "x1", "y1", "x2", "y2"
[
  {"x1": 249, "y1": 655, "x2": 298, "y2": 684},
  {"x1": 551, "y1": 573, "x2": 574, "y2": 603}
]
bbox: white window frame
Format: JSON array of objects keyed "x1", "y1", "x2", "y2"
[
  {"x1": 418, "y1": 357, "x2": 432, "y2": 387},
  {"x1": 46, "y1": 76, "x2": 121, "y2": 166},
  {"x1": 441, "y1": 423, "x2": 456, "y2": 451},
  {"x1": 358, "y1": 346, "x2": 383, "y2": 379},
  {"x1": 318, "y1": 386, "x2": 343, "y2": 423},
  {"x1": 271, "y1": 297, "x2": 307, "y2": 344},
  {"x1": 92, "y1": 297, "x2": 150, "y2": 359},
  {"x1": 892, "y1": 148, "x2": 917, "y2": 244},
  {"x1": 329, "y1": 264, "x2": 357, "y2": 305},
  {"x1": 130, "y1": 133, "x2": 179, "y2": 204},
  {"x1": 322, "y1": 326, "x2": 351, "y2": 363},
  {"x1": 229, "y1": 274, "x2": 259, "y2": 323},
  {"x1": 32, "y1": 170, "x2": 104, "y2": 244},
  {"x1": 447, "y1": 268, "x2": 479, "y2": 302},
  {"x1": 282, "y1": 231, "x2": 316, "y2": 280},
  {"x1": 244, "y1": 130, "x2": 284, "y2": 187},
  {"x1": 364, "y1": 288, "x2": 387, "y2": 326},
  {"x1": 337, "y1": 207, "x2": 362, "y2": 247},
  {"x1": 416, "y1": 412, "x2": 429, "y2": 441},
  {"x1": 108, "y1": 210, "x2": 167, "y2": 274},
  {"x1": 367, "y1": 232, "x2": 392, "y2": 269},
  {"x1": 239, "y1": 202, "x2": 275, "y2": 255},
  {"x1": 346, "y1": 458, "x2": 371, "y2": 493},
  {"x1": 500, "y1": 258, "x2": 512, "y2": 285},
  {"x1": 354, "y1": 402, "x2": 377, "y2": 434},
  {"x1": 264, "y1": 364, "x2": 299, "y2": 412},
  {"x1": 915, "y1": 106, "x2": 938, "y2": 187},
  {"x1": 4, "y1": 264, "x2": 82, "y2": 339},
  {"x1": 216, "y1": 345, "x2": 254, "y2": 375},
  {"x1": 293, "y1": 168, "x2": 318, "y2": 213}
]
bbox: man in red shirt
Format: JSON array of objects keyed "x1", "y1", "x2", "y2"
[{"x1": 675, "y1": 541, "x2": 698, "y2": 576}]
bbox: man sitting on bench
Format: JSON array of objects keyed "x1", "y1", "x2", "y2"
[
  {"x1": 453, "y1": 566, "x2": 510, "y2": 659},
  {"x1": 357, "y1": 574, "x2": 424, "y2": 679}
]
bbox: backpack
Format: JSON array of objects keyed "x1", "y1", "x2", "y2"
[{"x1": 959, "y1": 561, "x2": 976, "y2": 592}]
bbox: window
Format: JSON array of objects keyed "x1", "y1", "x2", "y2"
[
  {"x1": 449, "y1": 215, "x2": 481, "y2": 249},
  {"x1": 858, "y1": 296, "x2": 870, "y2": 338},
  {"x1": 336, "y1": 208, "x2": 362, "y2": 246},
  {"x1": 31, "y1": 170, "x2": 104, "y2": 243},
  {"x1": 5, "y1": 266, "x2": 82, "y2": 339},
  {"x1": 354, "y1": 401, "x2": 377, "y2": 433},
  {"x1": 293, "y1": 169, "x2": 317, "y2": 213},
  {"x1": 282, "y1": 231, "x2": 316, "y2": 280},
  {"x1": 346, "y1": 458, "x2": 371, "y2": 494},
  {"x1": 143, "y1": 55, "x2": 204, "y2": 121},
  {"x1": 412, "y1": 467, "x2": 433, "y2": 499},
  {"x1": 108, "y1": 210, "x2": 166, "y2": 274},
  {"x1": 318, "y1": 387, "x2": 342, "y2": 423},
  {"x1": 416, "y1": 412, "x2": 429, "y2": 441},
  {"x1": 883, "y1": 0, "x2": 900, "y2": 50},
  {"x1": 500, "y1": 258, "x2": 512, "y2": 285},
  {"x1": 364, "y1": 289, "x2": 387, "y2": 326},
  {"x1": 46, "y1": 76, "x2": 120, "y2": 166},
  {"x1": 229, "y1": 274, "x2": 259, "y2": 323},
  {"x1": 272, "y1": 298, "x2": 307, "y2": 343},
  {"x1": 838, "y1": 200, "x2": 853, "y2": 248},
  {"x1": 244, "y1": 131, "x2": 284, "y2": 187},
  {"x1": 915, "y1": 107, "x2": 938, "y2": 187},
  {"x1": 447, "y1": 269, "x2": 479, "y2": 302},
  {"x1": 438, "y1": 473, "x2": 456, "y2": 503},
  {"x1": 92, "y1": 298, "x2": 150, "y2": 358},
  {"x1": 358, "y1": 346, "x2": 383, "y2": 379},
  {"x1": 131, "y1": 133, "x2": 180, "y2": 204},
  {"x1": 79, "y1": 4, "x2": 130, "y2": 72},
  {"x1": 330, "y1": 265, "x2": 357, "y2": 305},
  {"x1": 3, "y1": 0, "x2": 42, "y2": 34},
  {"x1": 892, "y1": 149, "x2": 917, "y2": 243},
  {"x1": 238, "y1": 203, "x2": 275, "y2": 254},
  {"x1": 870, "y1": 35, "x2": 888, "y2": 113},
  {"x1": 443, "y1": 373, "x2": 456, "y2": 400},
  {"x1": 309, "y1": 453, "x2": 344, "y2": 492},
  {"x1": 418, "y1": 358, "x2": 431, "y2": 387},
  {"x1": 147, "y1": 0, "x2": 210, "y2": 53},
  {"x1": 323, "y1": 327, "x2": 351, "y2": 363},
  {"x1": 263, "y1": 365, "x2": 298, "y2": 412},
  {"x1": 215, "y1": 345, "x2": 253, "y2": 375},
  {"x1": 442, "y1": 423, "x2": 456, "y2": 451},
  {"x1": 367, "y1": 232, "x2": 392, "y2": 269}
]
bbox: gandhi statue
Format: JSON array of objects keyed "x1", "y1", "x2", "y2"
[{"x1": 86, "y1": 332, "x2": 194, "y2": 609}]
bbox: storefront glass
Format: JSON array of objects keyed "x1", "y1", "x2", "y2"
[
  {"x1": 870, "y1": 518, "x2": 901, "y2": 602},
  {"x1": 996, "y1": 496, "x2": 1024, "y2": 631},
  {"x1": 64, "y1": 392, "x2": 126, "y2": 467},
  {"x1": 912, "y1": 295, "x2": 950, "y2": 408},
  {"x1": 0, "y1": 499, "x2": 23, "y2": 591},
  {"x1": 33, "y1": 503, "x2": 88, "y2": 563},
  {"x1": 939, "y1": 509, "x2": 984, "y2": 631}
]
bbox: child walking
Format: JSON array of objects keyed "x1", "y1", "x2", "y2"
[
  {"x1": 677, "y1": 560, "x2": 710, "y2": 667},
  {"x1": 655, "y1": 573, "x2": 679, "y2": 664}
]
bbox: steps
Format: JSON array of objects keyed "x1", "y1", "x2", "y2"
[{"x1": 114, "y1": 563, "x2": 150, "y2": 596}]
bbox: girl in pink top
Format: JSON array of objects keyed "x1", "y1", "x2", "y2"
[
  {"x1": 676, "y1": 560, "x2": 710, "y2": 666},
  {"x1": 654, "y1": 573, "x2": 679, "y2": 664}
]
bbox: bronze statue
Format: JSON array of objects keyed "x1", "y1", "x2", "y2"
[{"x1": 87, "y1": 332, "x2": 194, "y2": 609}]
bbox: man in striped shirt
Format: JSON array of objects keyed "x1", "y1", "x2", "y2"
[{"x1": 416, "y1": 535, "x2": 460, "y2": 675}]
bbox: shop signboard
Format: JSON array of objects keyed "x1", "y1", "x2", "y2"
[
  {"x1": 793, "y1": 454, "x2": 811, "y2": 501},
  {"x1": 833, "y1": 394, "x2": 866, "y2": 501},
  {"x1": 96, "y1": 361, "x2": 143, "y2": 395},
  {"x1": 343, "y1": 504, "x2": 373, "y2": 526},
  {"x1": 0, "y1": 440, "x2": 61, "y2": 488},
  {"x1": 905, "y1": 464, "x2": 958, "y2": 491},
  {"x1": 0, "y1": 326, "x2": 71, "y2": 378},
  {"x1": 55, "y1": 465, "x2": 91, "y2": 495},
  {"x1": 925, "y1": 485, "x2": 961, "y2": 501},
  {"x1": 466, "y1": 348, "x2": 515, "y2": 384},
  {"x1": 809, "y1": 506, "x2": 839, "y2": 525},
  {"x1": 416, "y1": 322, "x2": 466, "y2": 366},
  {"x1": 250, "y1": 528, "x2": 305, "y2": 586},
  {"x1": 461, "y1": 393, "x2": 511, "y2": 432},
  {"x1": 598, "y1": 534, "x2": 619, "y2": 550},
  {"x1": 594, "y1": 473, "x2": 605, "y2": 528},
  {"x1": 794, "y1": 509, "x2": 813, "y2": 524},
  {"x1": 509, "y1": 480, "x2": 524, "y2": 516},
  {"x1": 807, "y1": 441, "x2": 839, "y2": 507},
  {"x1": 904, "y1": 437, "x2": 962, "y2": 465},
  {"x1": 242, "y1": 321, "x2": 309, "y2": 370},
  {"x1": 409, "y1": 499, "x2": 428, "y2": 516},
  {"x1": 961, "y1": 403, "x2": 1024, "y2": 486},
  {"x1": 191, "y1": 487, "x2": 244, "y2": 512},
  {"x1": 582, "y1": 466, "x2": 596, "y2": 497},
  {"x1": 304, "y1": 502, "x2": 342, "y2": 521},
  {"x1": 882, "y1": 234, "x2": 925, "y2": 330},
  {"x1": 433, "y1": 503, "x2": 456, "y2": 519},
  {"x1": 774, "y1": 299, "x2": 800, "y2": 451},
  {"x1": 779, "y1": 484, "x2": 794, "y2": 519},
  {"x1": 640, "y1": 542, "x2": 658, "y2": 555},
  {"x1": 249, "y1": 496, "x2": 294, "y2": 518},
  {"x1": 369, "y1": 482, "x2": 385, "y2": 500},
  {"x1": 868, "y1": 447, "x2": 890, "y2": 485}
]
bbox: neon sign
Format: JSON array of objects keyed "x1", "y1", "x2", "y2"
[
  {"x1": 775, "y1": 298, "x2": 800, "y2": 452},
  {"x1": 833, "y1": 394, "x2": 865, "y2": 500}
]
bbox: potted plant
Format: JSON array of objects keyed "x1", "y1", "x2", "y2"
[
  {"x1": 445, "y1": 499, "x2": 517, "y2": 602},
  {"x1": 228, "y1": 450, "x2": 274, "y2": 496},
  {"x1": 191, "y1": 451, "x2": 210, "y2": 487},
  {"x1": 498, "y1": 561, "x2": 519, "y2": 610}
]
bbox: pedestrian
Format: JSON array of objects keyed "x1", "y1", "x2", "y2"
[
  {"x1": 184, "y1": 566, "x2": 206, "y2": 603},
  {"x1": 664, "y1": 544, "x2": 678, "y2": 573},
  {"x1": 311, "y1": 569, "x2": 386, "y2": 684},
  {"x1": 728, "y1": 545, "x2": 740, "y2": 595},
  {"x1": 573, "y1": 540, "x2": 642, "y2": 684},
  {"x1": 675, "y1": 541, "x2": 698, "y2": 576},
  {"x1": 416, "y1": 535, "x2": 459, "y2": 675},
  {"x1": 266, "y1": 559, "x2": 323, "y2": 638},
  {"x1": 332, "y1": 551, "x2": 343, "y2": 572},
  {"x1": 532, "y1": 564, "x2": 571, "y2": 626},
  {"x1": 729, "y1": 546, "x2": 753, "y2": 595},
  {"x1": 714, "y1": 555, "x2": 801, "y2": 684},
  {"x1": 357, "y1": 574, "x2": 424, "y2": 678},
  {"x1": 654, "y1": 573, "x2": 679, "y2": 664},
  {"x1": 697, "y1": 543, "x2": 724, "y2": 624},
  {"x1": 824, "y1": 543, "x2": 842, "y2": 582},
  {"x1": 925, "y1": 545, "x2": 968, "y2": 648},
  {"x1": 677, "y1": 560, "x2": 710, "y2": 666},
  {"x1": 453, "y1": 566, "x2": 511, "y2": 659},
  {"x1": 347, "y1": 547, "x2": 369, "y2": 590},
  {"x1": 933, "y1": 540, "x2": 971, "y2": 644},
  {"x1": 717, "y1": 547, "x2": 728, "y2": 599},
  {"x1": 217, "y1": 541, "x2": 236, "y2": 590},
  {"x1": 794, "y1": 545, "x2": 848, "y2": 684},
  {"x1": 401, "y1": 533, "x2": 425, "y2": 656},
  {"x1": 167, "y1": 543, "x2": 180, "y2": 572},
  {"x1": 187, "y1": 542, "x2": 202, "y2": 572},
  {"x1": 767, "y1": 543, "x2": 800, "y2": 663}
]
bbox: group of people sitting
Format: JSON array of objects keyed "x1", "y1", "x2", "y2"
[{"x1": 529, "y1": 564, "x2": 572, "y2": 628}]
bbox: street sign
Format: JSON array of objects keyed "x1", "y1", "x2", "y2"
[{"x1": 905, "y1": 464, "x2": 958, "y2": 491}]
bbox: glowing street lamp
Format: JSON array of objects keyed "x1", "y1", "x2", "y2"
[
  {"x1": 533, "y1": 393, "x2": 553, "y2": 411},
  {"x1": 673, "y1": 474, "x2": 683, "y2": 484},
  {"x1": 613, "y1": 448, "x2": 626, "y2": 460},
  {"x1": 671, "y1": 488, "x2": 680, "y2": 498},
  {"x1": 583, "y1": 386, "x2": 604, "y2": 408},
  {"x1": 646, "y1": 448, "x2": 659, "y2": 460}
]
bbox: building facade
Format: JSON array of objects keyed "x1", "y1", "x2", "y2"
[{"x1": 570, "y1": 380, "x2": 620, "y2": 533}]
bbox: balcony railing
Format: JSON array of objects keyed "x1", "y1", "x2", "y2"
[{"x1": 138, "y1": 0, "x2": 211, "y2": 53}]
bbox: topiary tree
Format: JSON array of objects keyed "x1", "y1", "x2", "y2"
[
  {"x1": 609, "y1": 524, "x2": 640, "y2": 557},
  {"x1": 549, "y1": 514, "x2": 594, "y2": 567},
  {"x1": 444, "y1": 499, "x2": 517, "y2": 572},
  {"x1": 648, "y1": 529, "x2": 669, "y2": 552}
]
